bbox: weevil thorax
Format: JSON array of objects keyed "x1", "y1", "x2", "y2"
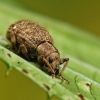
[{"x1": 37, "y1": 42, "x2": 60, "y2": 75}]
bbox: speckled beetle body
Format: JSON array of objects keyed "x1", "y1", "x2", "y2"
[{"x1": 6, "y1": 20, "x2": 69, "y2": 81}]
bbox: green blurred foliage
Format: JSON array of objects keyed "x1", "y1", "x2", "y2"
[
  {"x1": 20, "y1": 0, "x2": 100, "y2": 36},
  {"x1": 1, "y1": 0, "x2": 100, "y2": 36},
  {"x1": 0, "y1": 0, "x2": 100, "y2": 100}
]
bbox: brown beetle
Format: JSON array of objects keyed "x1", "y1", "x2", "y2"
[{"x1": 6, "y1": 20, "x2": 69, "y2": 81}]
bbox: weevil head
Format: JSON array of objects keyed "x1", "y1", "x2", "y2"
[
  {"x1": 37, "y1": 42, "x2": 61, "y2": 75},
  {"x1": 46, "y1": 52, "x2": 60, "y2": 75}
]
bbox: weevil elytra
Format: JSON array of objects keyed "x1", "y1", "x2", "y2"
[{"x1": 6, "y1": 20, "x2": 69, "y2": 82}]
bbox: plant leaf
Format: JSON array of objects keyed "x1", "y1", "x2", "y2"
[{"x1": 0, "y1": 1, "x2": 100, "y2": 100}]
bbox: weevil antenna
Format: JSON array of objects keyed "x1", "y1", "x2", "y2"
[{"x1": 43, "y1": 58, "x2": 55, "y2": 74}]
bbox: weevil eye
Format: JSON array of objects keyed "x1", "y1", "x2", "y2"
[{"x1": 49, "y1": 57, "x2": 53, "y2": 63}]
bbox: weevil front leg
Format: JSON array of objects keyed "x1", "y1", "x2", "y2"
[
  {"x1": 59, "y1": 58, "x2": 69, "y2": 75},
  {"x1": 18, "y1": 44, "x2": 30, "y2": 60},
  {"x1": 59, "y1": 58, "x2": 69, "y2": 82},
  {"x1": 43, "y1": 58, "x2": 55, "y2": 78}
]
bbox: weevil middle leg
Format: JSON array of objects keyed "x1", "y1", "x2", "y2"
[{"x1": 18, "y1": 44, "x2": 30, "y2": 60}]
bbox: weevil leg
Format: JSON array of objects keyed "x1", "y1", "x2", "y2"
[
  {"x1": 59, "y1": 58, "x2": 69, "y2": 75},
  {"x1": 18, "y1": 44, "x2": 30, "y2": 60},
  {"x1": 51, "y1": 74, "x2": 55, "y2": 78},
  {"x1": 10, "y1": 32, "x2": 17, "y2": 50},
  {"x1": 59, "y1": 58, "x2": 69, "y2": 83},
  {"x1": 43, "y1": 58, "x2": 55, "y2": 77},
  {"x1": 59, "y1": 74, "x2": 70, "y2": 83}
]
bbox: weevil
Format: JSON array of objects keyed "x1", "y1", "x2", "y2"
[{"x1": 6, "y1": 20, "x2": 69, "y2": 82}]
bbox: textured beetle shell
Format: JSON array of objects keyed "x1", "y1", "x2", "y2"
[
  {"x1": 6, "y1": 20, "x2": 69, "y2": 78},
  {"x1": 6, "y1": 20, "x2": 59, "y2": 59},
  {"x1": 7, "y1": 20, "x2": 53, "y2": 48}
]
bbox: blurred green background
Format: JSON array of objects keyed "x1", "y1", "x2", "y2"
[
  {"x1": 0, "y1": 0, "x2": 100, "y2": 100},
  {"x1": 1, "y1": 0, "x2": 100, "y2": 36},
  {"x1": 20, "y1": 0, "x2": 100, "y2": 37}
]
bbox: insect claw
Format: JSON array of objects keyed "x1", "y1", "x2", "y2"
[{"x1": 52, "y1": 74, "x2": 55, "y2": 78}]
